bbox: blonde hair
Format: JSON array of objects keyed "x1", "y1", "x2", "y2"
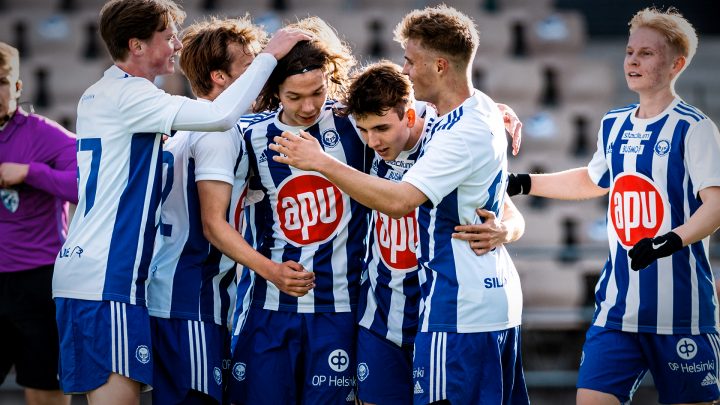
[
  {"x1": 393, "y1": 4, "x2": 478, "y2": 67},
  {"x1": 629, "y1": 7, "x2": 697, "y2": 66}
]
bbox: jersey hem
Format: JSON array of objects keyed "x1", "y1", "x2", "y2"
[
  {"x1": 421, "y1": 320, "x2": 522, "y2": 333},
  {"x1": 595, "y1": 320, "x2": 720, "y2": 335},
  {"x1": 252, "y1": 301, "x2": 355, "y2": 313}
]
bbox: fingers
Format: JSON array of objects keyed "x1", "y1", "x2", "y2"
[
  {"x1": 512, "y1": 122, "x2": 522, "y2": 156},
  {"x1": 475, "y1": 208, "x2": 496, "y2": 220}
]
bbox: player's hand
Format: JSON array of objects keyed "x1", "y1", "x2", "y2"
[
  {"x1": 452, "y1": 208, "x2": 507, "y2": 256},
  {"x1": 266, "y1": 260, "x2": 316, "y2": 297},
  {"x1": 497, "y1": 103, "x2": 522, "y2": 156},
  {"x1": 270, "y1": 130, "x2": 328, "y2": 171},
  {"x1": 628, "y1": 231, "x2": 683, "y2": 271},
  {"x1": 263, "y1": 28, "x2": 312, "y2": 61},
  {"x1": 0, "y1": 162, "x2": 29, "y2": 188}
]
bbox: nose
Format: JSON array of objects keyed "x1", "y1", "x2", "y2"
[
  {"x1": 402, "y1": 62, "x2": 410, "y2": 75},
  {"x1": 301, "y1": 99, "x2": 316, "y2": 114},
  {"x1": 367, "y1": 131, "x2": 381, "y2": 149},
  {"x1": 174, "y1": 36, "x2": 183, "y2": 51}
]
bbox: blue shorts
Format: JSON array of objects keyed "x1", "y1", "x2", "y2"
[
  {"x1": 150, "y1": 317, "x2": 230, "y2": 404},
  {"x1": 356, "y1": 326, "x2": 413, "y2": 404},
  {"x1": 412, "y1": 327, "x2": 529, "y2": 405},
  {"x1": 578, "y1": 325, "x2": 720, "y2": 404},
  {"x1": 55, "y1": 298, "x2": 153, "y2": 393},
  {"x1": 227, "y1": 307, "x2": 357, "y2": 405}
]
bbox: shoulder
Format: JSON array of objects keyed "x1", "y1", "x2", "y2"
[
  {"x1": 240, "y1": 110, "x2": 276, "y2": 131},
  {"x1": 25, "y1": 112, "x2": 76, "y2": 141},
  {"x1": 672, "y1": 100, "x2": 710, "y2": 124}
]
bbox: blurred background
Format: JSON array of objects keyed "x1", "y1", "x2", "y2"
[{"x1": 1, "y1": 0, "x2": 719, "y2": 403}]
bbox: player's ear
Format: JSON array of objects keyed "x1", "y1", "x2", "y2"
[
  {"x1": 436, "y1": 57, "x2": 449, "y2": 74},
  {"x1": 210, "y1": 70, "x2": 226, "y2": 86},
  {"x1": 128, "y1": 38, "x2": 143, "y2": 56},
  {"x1": 406, "y1": 108, "x2": 416, "y2": 128}
]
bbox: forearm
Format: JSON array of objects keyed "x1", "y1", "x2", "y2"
[
  {"x1": 316, "y1": 156, "x2": 419, "y2": 218},
  {"x1": 529, "y1": 167, "x2": 607, "y2": 200},
  {"x1": 501, "y1": 197, "x2": 524, "y2": 243},
  {"x1": 673, "y1": 186, "x2": 720, "y2": 245},
  {"x1": 202, "y1": 217, "x2": 278, "y2": 278},
  {"x1": 172, "y1": 53, "x2": 277, "y2": 132},
  {"x1": 24, "y1": 162, "x2": 78, "y2": 203}
]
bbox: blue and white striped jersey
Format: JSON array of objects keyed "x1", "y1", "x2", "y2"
[
  {"x1": 54, "y1": 65, "x2": 186, "y2": 305},
  {"x1": 243, "y1": 101, "x2": 372, "y2": 313},
  {"x1": 147, "y1": 117, "x2": 248, "y2": 326},
  {"x1": 587, "y1": 98, "x2": 720, "y2": 334},
  {"x1": 402, "y1": 91, "x2": 523, "y2": 333},
  {"x1": 357, "y1": 104, "x2": 432, "y2": 346}
]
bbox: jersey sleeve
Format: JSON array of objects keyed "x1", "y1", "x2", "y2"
[
  {"x1": 191, "y1": 126, "x2": 244, "y2": 185},
  {"x1": 115, "y1": 78, "x2": 186, "y2": 135},
  {"x1": 685, "y1": 118, "x2": 720, "y2": 196},
  {"x1": 401, "y1": 127, "x2": 478, "y2": 205},
  {"x1": 587, "y1": 121, "x2": 611, "y2": 188}
]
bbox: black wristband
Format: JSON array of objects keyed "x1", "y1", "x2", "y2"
[{"x1": 507, "y1": 173, "x2": 531, "y2": 196}]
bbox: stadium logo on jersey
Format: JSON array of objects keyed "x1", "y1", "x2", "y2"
[
  {"x1": 213, "y1": 367, "x2": 222, "y2": 385},
  {"x1": 321, "y1": 129, "x2": 340, "y2": 148},
  {"x1": 676, "y1": 338, "x2": 697, "y2": 360},
  {"x1": 232, "y1": 362, "x2": 247, "y2": 381},
  {"x1": 135, "y1": 345, "x2": 150, "y2": 364},
  {"x1": 1, "y1": 189, "x2": 19, "y2": 213},
  {"x1": 610, "y1": 173, "x2": 664, "y2": 247},
  {"x1": 621, "y1": 130, "x2": 652, "y2": 141},
  {"x1": 276, "y1": 175, "x2": 344, "y2": 245},
  {"x1": 654, "y1": 139, "x2": 671, "y2": 157},
  {"x1": 357, "y1": 363, "x2": 369, "y2": 381},
  {"x1": 328, "y1": 349, "x2": 350, "y2": 373},
  {"x1": 375, "y1": 211, "x2": 419, "y2": 271}
]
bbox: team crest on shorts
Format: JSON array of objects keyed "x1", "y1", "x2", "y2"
[
  {"x1": 135, "y1": 345, "x2": 151, "y2": 364},
  {"x1": 213, "y1": 367, "x2": 222, "y2": 385},
  {"x1": 1, "y1": 189, "x2": 19, "y2": 213},
  {"x1": 357, "y1": 362, "x2": 369, "y2": 381},
  {"x1": 232, "y1": 362, "x2": 247, "y2": 381},
  {"x1": 321, "y1": 129, "x2": 340, "y2": 148}
]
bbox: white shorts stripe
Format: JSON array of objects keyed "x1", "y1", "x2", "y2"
[
  {"x1": 122, "y1": 303, "x2": 129, "y2": 377},
  {"x1": 429, "y1": 332, "x2": 436, "y2": 401},
  {"x1": 199, "y1": 322, "x2": 208, "y2": 393},
  {"x1": 188, "y1": 321, "x2": 196, "y2": 390},
  {"x1": 111, "y1": 301, "x2": 117, "y2": 373}
]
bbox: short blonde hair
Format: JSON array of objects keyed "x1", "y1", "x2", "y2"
[
  {"x1": 0, "y1": 42, "x2": 20, "y2": 78},
  {"x1": 393, "y1": 5, "x2": 478, "y2": 67},
  {"x1": 629, "y1": 7, "x2": 697, "y2": 65}
]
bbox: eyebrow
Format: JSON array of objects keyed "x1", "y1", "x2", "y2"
[{"x1": 285, "y1": 83, "x2": 325, "y2": 96}]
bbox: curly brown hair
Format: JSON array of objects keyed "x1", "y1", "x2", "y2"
[
  {"x1": 343, "y1": 60, "x2": 412, "y2": 120},
  {"x1": 393, "y1": 4, "x2": 478, "y2": 67},
  {"x1": 253, "y1": 16, "x2": 356, "y2": 113},
  {"x1": 179, "y1": 16, "x2": 267, "y2": 97}
]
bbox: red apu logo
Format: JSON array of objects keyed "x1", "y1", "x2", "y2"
[
  {"x1": 375, "y1": 211, "x2": 418, "y2": 271},
  {"x1": 276, "y1": 175, "x2": 344, "y2": 245},
  {"x1": 610, "y1": 173, "x2": 664, "y2": 247},
  {"x1": 232, "y1": 184, "x2": 249, "y2": 232}
]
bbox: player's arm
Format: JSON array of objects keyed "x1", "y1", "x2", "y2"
[
  {"x1": 0, "y1": 129, "x2": 78, "y2": 203},
  {"x1": 171, "y1": 29, "x2": 311, "y2": 132},
  {"x1": 270, "y1": 131, "x2": 426, "y2": 218},
  {"x1": 197, "y1": 180, "x2": 315, "y2": 297},
  {"x1": 452, "y1": 194, "x2": 525, "y2": 255},
  {"x1": 508, "y1": 167, "x2": 608, "y2": 200}
]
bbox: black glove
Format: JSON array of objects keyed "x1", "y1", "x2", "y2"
[
  {"x1": 507, "y1": 173, "x2": 531, "y2": 197},
  {"x1": 628, "y1": 231, "x2": 683, "y2": 271}
]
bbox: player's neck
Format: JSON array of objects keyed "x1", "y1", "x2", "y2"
[
  {"x1": 434, "y1": 75, "x2": 472, "y2": 117},
  {"x1": 115, "y1": 60, "x2": 156, "y2": 83},
  {"x1": 636, "y1": 87, "x2": 676, "y2": 119}
]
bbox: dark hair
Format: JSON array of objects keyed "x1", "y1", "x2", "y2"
[
  {"x1": 100, "y1": 0, "x2": 186, "y2": 61},
  {"x1": 344, "y1": 60, "x2": 411, "y2": 120},
  {"x1": 180, "y1": 16, "x2": 267, "y2": 97},
  {"x1": 253, "y1": 16, "x2": 355, "y2": 113}
]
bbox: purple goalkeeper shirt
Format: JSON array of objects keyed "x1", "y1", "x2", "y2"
[{"x1": 0, "y1": 107, "x2": 77, "y2": 273}]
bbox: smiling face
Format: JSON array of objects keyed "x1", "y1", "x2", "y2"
[
  {"x1": 277, "y1": 69, "x2": 328, "y2": 127},
  {"x1": 624, "y1": 26, "x2": 679, "y2": 96},
  {"x1": 141, "y1": 20, "x2": 182, "y2": 81}
]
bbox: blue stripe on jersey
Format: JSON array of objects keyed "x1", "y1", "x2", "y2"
[
  {"x1": 104, "y1": 133, "x2": 161, "y2": 304},
  {"x1": 605, "y1": 245, "x2": 629, "y2": 325},
  {"x1": 423, "y1": 190, "x2": 460, "y2": 329},
  {"x1": 597, "y1": 117, "x2": 617, "y2": 188},
  {"x1": 678, "y1": 101, "x2": 707, "y2": 119},
  {"x1": 609, "y1": 115, "x2": 634, "y2": 181},
  {"x1": 169, "y1": 158, "x2": 208, "y2": 317},
  {"x1": 593, "y1": 256, "x2": 613, "y2": 322},
  {"x1": 607, "y1": 104, "x2": 637, "y2": 114},
  {"x1": 668, "y1": 119, "x2": 690, "y2": 333},
  {"x1": 674, "y1": 103, "x2": 703, "y2": 121}
]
